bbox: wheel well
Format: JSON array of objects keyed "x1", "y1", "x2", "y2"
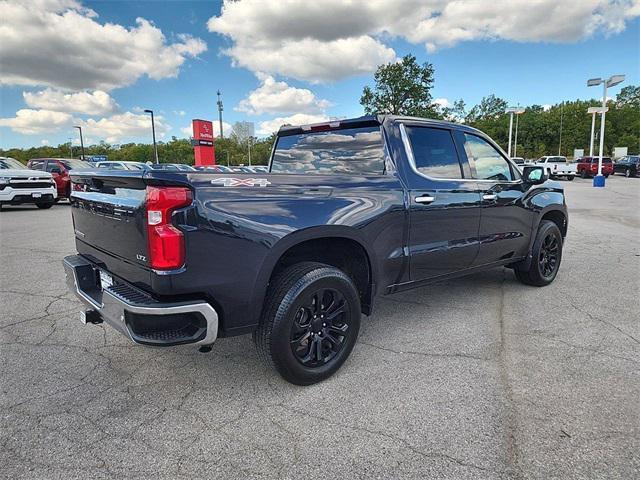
[
  {"x1": 541, "y1": 210, "x2": 567, "y2": 237},
  {"x1": 271, "y1": 237, "x2": 373, "y2": 315}
]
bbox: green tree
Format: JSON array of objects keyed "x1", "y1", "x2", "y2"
[{"x1": 360, "y1": 54, "x2": 439, "y2": 117}]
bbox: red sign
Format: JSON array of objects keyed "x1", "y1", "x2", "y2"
[
  {"x1": 192, "y1": 119, "x2": 214, "y2": 141},
  {"x1": 191, "y1": 119, "x2": 216, "y2": 166}
]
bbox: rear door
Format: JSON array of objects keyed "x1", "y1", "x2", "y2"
[
  {"x1": 457, "y1": 132, "x2": 533, "y2": 266},
  {"x1": 400, "y1": 123, "x2": 482, "y2": 281}
]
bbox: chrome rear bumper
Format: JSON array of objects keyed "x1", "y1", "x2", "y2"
[{"x1": 63, "y1": 254, "x2": 218, "y2": 347}]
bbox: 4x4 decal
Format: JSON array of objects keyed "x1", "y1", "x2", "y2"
[{"x1": 211, "y1": 178, "x2": 271, "y2": 187}]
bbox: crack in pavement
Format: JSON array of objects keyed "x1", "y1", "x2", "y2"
[{"x1": 358, "y1": 340, "x2": 493, "y2": 361}]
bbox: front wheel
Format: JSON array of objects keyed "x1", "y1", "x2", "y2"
[
  {"x1": 253, "y1": 262, "x2": 361, "y2": 385},
  {"x1": 566, "y1": 175, "x2": 574, "y2": 181},
  {"x1": 36, "y1": 202, "x2": 53, "y2": 209},
  {"x1": 626, "y1": 168, "x2": 631, "y2": 178},
  {"x1": 580, "y1": 169, "x2": 588, "y2": 179},
  {"x1": 514, "y1": 220, "x2": 563, "y2": 286}
]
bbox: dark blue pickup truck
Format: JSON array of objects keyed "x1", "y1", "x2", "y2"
[{"x1": 64, "y1": 115, "x2": 568, "y2": 384}]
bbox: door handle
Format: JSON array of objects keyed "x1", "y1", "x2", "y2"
[
  {"x1": 482, "y1": 194, "x2": 498, "y2": 201},
  {"x1": 415, "y1": 195, "x2": 436, "y2": 204}
]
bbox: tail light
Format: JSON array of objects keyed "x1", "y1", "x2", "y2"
[{"x1": 146, "y1": 186, "x2": 192, "y2": 270}]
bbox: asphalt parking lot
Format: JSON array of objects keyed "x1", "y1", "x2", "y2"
[{"x1": 1, "y1": 175, "x2": 638, "y2": 480}]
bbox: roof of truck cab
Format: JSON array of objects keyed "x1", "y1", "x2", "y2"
[{"x1": 277, "y1": 114, "x2": 484, "y2": 136}]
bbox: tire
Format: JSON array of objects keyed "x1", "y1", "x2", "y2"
[
  {"x1": 253, "y1": 262, "x2": 361, "y2": 385},
  {"x1": 580, "y1": 169, "x2": 588, "y2": 179},
  {"x1": 514, "y1": 220, "x2": 563, "y2": 287},
  {"x1": 36, "y1": 202, "x2": 53, "y2": 209},
  {"x1": 566, "y1": 175, "x2": 574, "y2": 181},
  {"x1": 626, "y1": 168, "x2": 631, "y2": 178}
]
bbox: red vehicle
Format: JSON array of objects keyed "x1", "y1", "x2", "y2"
[
  {"x1": 27, "y1": 158, "x2": 91, "y2": 199},
  {"x1": 576, "y1": 156, "x2": 613, "y2": 178}
]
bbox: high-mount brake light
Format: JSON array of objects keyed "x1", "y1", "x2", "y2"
[
  {"x1": 301, "y1": 121, "x2": 342, "y2": 132},
  {"x1": 145, "y1": 186, "x2": 192, "y2": 270}
]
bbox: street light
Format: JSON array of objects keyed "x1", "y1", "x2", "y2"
[
  {"x1": 143, "y1": 109, "x2": 159, "y2": 164},
  {"x1": 586, "y1": 106, "x2": 608, "y2": 157},
  {"x1": 73, "y1": 125, "x2": 85, "y2": 160},
  {"x1": 587, "y1": 74, "x2": 625, "y2": 187},
  {"x1": 506, "y1": 107, "x2": 525, "y2": 158}
]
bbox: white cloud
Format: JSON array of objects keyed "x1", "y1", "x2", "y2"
[
  {"x1": 0, "y1": 0, "x2": 207, "y2": 90},
  {"x1": 180, "y1": 121, "x2": 232, "y2": 139},
  {"x1": 257, "y1": 113, "x2": 330, "y2": 135},
  {"x1": 208, "y1": 0, "x2": 639, "y2": 80},
  {"x1": 237, "y1": 75, "x2": 331, "y2": 115},
  {"x1": 23, "y1": 88, "x2": 118, "y2": 115},
  {"x1": 41, "y1": 139, "x2": 50, "y2": 145},
  {"x1": 79, "y1": 111, "x2": 170, "y2": 143},
  {"x1": 0, "y1": 109, "x2": 73, "y2": 134},
  {"x1": 174, "y1": 110, "x2": 186, "y2": 116},
  {"x1": 433, "y1": 98, "x2": 450, "y2": 108}
]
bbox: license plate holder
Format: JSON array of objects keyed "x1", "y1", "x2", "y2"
[
  {"x1": 32, "y1": 192, "x2": 42, "y2": 198},
  {"x1": 99, "y1": 270, "x2": 113, "y2": 290}
]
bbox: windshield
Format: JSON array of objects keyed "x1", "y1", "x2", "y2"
[
  {"x1": 272, "y1": 126, "x2": 385, "y2": 175},
  {"x1": 59, "y1": 159, "x2": 91, "y2": 170},
  {"x1": 0, "y1": 157, "x2": 26, "y2": 169}
]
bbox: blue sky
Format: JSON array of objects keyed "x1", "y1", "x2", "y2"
[{"x1": 0, "y1": 0, "x2": 638, "y2": 148}]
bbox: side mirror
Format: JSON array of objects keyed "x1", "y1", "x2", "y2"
[{"x1": 522, "y1": 166, "x2": 547, "y2": 185}]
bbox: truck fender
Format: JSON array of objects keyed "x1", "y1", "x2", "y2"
[{"x1": 248, "y1": 226, "x2": 378, "y2": 323}]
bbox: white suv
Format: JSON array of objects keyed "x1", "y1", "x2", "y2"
[{"x1": 0, "y1": 157, "x2": 58, "y2": 210}]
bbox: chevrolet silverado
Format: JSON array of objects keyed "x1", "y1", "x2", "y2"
[{"x1": 63, "y1": 116, "x2": 568, "y2": 385}]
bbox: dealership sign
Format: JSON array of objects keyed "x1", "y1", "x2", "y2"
[{"x1": 191, "y1": 119, "x2": 216, "y2": 166}]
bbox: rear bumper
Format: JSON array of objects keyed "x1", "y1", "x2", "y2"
[{"x1": 63, "y1": 254, "x2": 218, "y2": 347}]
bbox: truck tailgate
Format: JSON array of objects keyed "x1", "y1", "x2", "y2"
[{"x1": 70, "y1": 171, "x2": 149, "y2": 270}]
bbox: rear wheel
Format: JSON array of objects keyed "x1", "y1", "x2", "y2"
[
  {"x1": 514, "y1": 220, "x2": 563, "y2": 287},
  {"x1": 253, "y1": 262, "x2": 361, "y2": 385},
  {"x1": 36, "y1": 202, "x2": 53, "y2": 209}
]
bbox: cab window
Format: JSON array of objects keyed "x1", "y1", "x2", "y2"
[
  {"x1": 463, "y1": 134, "x2": 514, "y2": 181},
  {"x1": 404, "y1": 126, "x2": 463, "y2": 178}
]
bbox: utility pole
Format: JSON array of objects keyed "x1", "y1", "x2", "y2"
[
  {"x1": 217, "y1": 90, "x2": 224, "y2": 139},
  {"x1": 558, "y1": 102, "x2": 564, "y2": 156},
  {"x1": 248, "y1": 136, "x2": 252, "y2": 166},
  {"x1": 143, "y1": 109, "x2": 159, "y2": 164},
  {"x1": 68, "y1": 137, "x2": 73, "y2": 157},
  {"x1": 74, "y1": 126, "x2": 85, "y2": 160}
]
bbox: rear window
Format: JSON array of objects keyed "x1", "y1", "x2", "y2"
[
  {"x1": 60, "y1": 159, "x2": 91, "y2": 170},
  {"x1": 271, "y1": 126, "x2": 385, "y2": 175},
  {"x1": 548, "y1": 157, "x2": 566, "y2": 163}
]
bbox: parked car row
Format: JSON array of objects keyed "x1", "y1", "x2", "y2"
[{"x1": 512, "y1": 155, "x2": 638, "y2": 180}]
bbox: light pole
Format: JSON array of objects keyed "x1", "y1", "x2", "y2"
[
  {"x1": 587, "y1": 106, "x2": 608, "y2": 157},
  {"x1": 143, "y1": 109, "x2": 159, "y2": 164},
  {"x1": 73, "y1": 126, "x2": 85, "y2": 160},
  {"x1": 68, "y1": 137, "x2": 73, "y2": 157},
  {"x1": 506, "y1": 107, "x2": 524, "y2": 157},
  {"x1": 558, "y1": 102, "x2": 564, "y2": 155},
  {"x1": 587, "y1": 74, "x2": 625, "y2": 187}
]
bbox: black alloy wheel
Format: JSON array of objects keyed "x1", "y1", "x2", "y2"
[
  {"x1": 626, "y1": 168, "x2": 631, "y2": 178},
  {"x1": 538, "y1": 233, "x2": 559, "y2": 279},
  {"x1": 290, "y1": 288, "x2": 351, "y2": 367},
  {"x1": 514, "y1": 220, "x2": 563, "y2": 287},
  {"x1": 253, "y1": 262, "x2": 361, "y2": 385}
]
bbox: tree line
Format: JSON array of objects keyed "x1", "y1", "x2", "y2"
[{"x1": 1, "y1": 133, "x2": 276, "y2": 166}]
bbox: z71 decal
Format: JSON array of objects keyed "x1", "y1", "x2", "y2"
[{"x1": 211, "y1": 178, "x2": 271, "y2": 187}]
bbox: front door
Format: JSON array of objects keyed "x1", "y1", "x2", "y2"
[
  {"x1": 401, "y1": 124, "x2": 482, "y2": 281},
  {"x1": 456, "y1": 132, "x2": 533, "y2": 266}
]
